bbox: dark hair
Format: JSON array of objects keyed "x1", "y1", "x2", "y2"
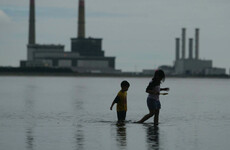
[
  {"x1": 152, "y1": 69, "x2": 165, "y2": 83},
  {"x1": 121, "y1": 80, "x2": 130, "y2": 87}
]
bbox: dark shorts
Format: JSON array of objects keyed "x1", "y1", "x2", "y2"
[
  {"x1": 147, "y1": 97, "x2": 161, "y2": 110},
  {"x1": 117, "y1": 111, "x2": 126, "y2": 121}
]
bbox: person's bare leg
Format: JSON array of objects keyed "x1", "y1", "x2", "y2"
[
  {"x1": 154, "y1": 109, "x2": 159, "y2": 126},
  {"x1": 136, "y1": 110, "x2": 155, "y2": 123}
]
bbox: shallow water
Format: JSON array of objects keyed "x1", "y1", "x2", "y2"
[{"x1": 0, "y1": 77, "x2": 230, "y2": 150}]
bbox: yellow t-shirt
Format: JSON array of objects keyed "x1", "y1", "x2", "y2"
[{"x1": 114, "y1": 90, "x2": 127, "y2": 111}]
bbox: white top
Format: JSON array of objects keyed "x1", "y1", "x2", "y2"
[{"x1": 147, "y1": 84, "x2": 160, "y2": 101}]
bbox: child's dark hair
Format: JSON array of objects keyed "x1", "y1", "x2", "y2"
[
  {"x1": 121, "y1": 80, "x2": 130, "y2": 87},
  {"x1": 152, "y1": 69, "x2": 165, "y2": 82}
]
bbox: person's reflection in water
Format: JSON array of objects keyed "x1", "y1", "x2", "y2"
[
  {"x1": 26, "y1": 127, "x2": 34, "y2": 150},
  {"x1": 145, "y1": 124, "x2": 160, "y2": 150},
  {"x1": 116, "y1": 123, "x2": 127, "y2": 149},
  {"x1": 75, "y1": 124, "x2": 85, "y2": 150}
]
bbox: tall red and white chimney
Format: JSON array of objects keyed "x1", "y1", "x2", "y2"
[
  {"x1": 28, "y1": 0, "x2": 36, "y2": 45},
  {"x1": 78, "y1": 0, "x2": 85, "y2": 38}
]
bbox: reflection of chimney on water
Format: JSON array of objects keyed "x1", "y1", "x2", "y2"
[
  {"x1": 29, "y1": 0, "x2": 36, "y2": 45},
  {"x1": 78, "y1": 0, "x2": 85, "y2": 38}
]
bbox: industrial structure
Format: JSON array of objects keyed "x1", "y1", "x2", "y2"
[
  {"x1": 173, "y1": 28, "x2": 225, "y2": 75},
  {"x1": 20, "y1": 0, "x2": 118, "y2": 73}
]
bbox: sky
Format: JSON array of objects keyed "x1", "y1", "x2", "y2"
[{"x1": 0, "y1": 0, "x2": 230, "y2": 72}]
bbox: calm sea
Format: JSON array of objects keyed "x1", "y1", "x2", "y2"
[{"x1": 0, "y1": 76, "x2": 230, "y2": 150}]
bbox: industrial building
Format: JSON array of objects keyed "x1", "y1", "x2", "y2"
[
  {"x1": 173, "y1": 28, "x2": 225, "y2": 75},
  {"x1": 142, "y1": 28, "x2": 226, "y2": 76},
  {"x1": 20, "y1": 0, "x2": 119, "y2": 73}
]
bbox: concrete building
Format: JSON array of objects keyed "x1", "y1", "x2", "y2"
[
  {"x1": 174, "y1": 59, "x2": 212, "y2": 75},
  {"x1": 173, "y1": 28, "x2": 225, "y2": 75},
  {"x1": 20, "y1": 0, "x2": 119, "y2": 73},
  {"x1": 204, "y1": 67, "x2": 227, "y2": 75}
]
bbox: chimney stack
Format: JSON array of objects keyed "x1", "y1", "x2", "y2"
[
  {"x1": 195, "y1": 28, "x2": 199, "y2": 59},
  {"x1": 28, "y1": 0, "x2": 36, "y2": 45},
  {"x1": 189, "y1": 38, "x2": 193, "y2": 59},
  {"x1": 175, "y1": 38, "x2": 180, "y2": 60},
  {"x1": 78, "y1": 0, "x2": 85, "y2": 38},
  {"x1": 181, "y1": 28, "x2": 186, "y2": 59}
]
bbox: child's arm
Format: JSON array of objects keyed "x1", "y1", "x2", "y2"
[
  {"x1": 160, "y1": 93, "x2": 168, "y2": 95},
  {"x1": 160, "y1": 88, "x2": 169, "y2": 95},
  {"x1": 110, "y1": 101, "x2": 116, "y2": 110},
  {"x1": 160, "y1": 88, "x2": 170, "y2": 91},
  {"x1": 110, "y1": 96, "x2": 119, "y2": 110},
  {"x1": 146, "y1": 89, "x2": 169, "y2": 95}
]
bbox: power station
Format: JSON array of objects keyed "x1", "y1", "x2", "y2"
[
  {"x1": 173, "y1": 28, "x2": 225, "y2": 75},
  {"x1": 20, "y1": 0, "x2": 119, "y2": 73},
  {"x1": 19, "y1": 0, "x2": 226, "y2": 76}
]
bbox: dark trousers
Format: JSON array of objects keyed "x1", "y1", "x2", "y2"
[{"x1": 117, "y1": 111, "x2": 126, "y2": 121}]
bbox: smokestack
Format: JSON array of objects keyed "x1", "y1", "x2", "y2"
[
  {"x1": 28, "y1": 0, "x2": 36, "y2": 45},
  {"x1": 182, "y1": 28, "x2": 186, "y2": 59},
  {"x1": 175, "y1": 38, "x2": 180, "y2": 61},
  {"x1": 195, "y1": 28, "x2": 199, "y2": 59},
  {"x1": 189, "y1": 38, "x2": 193, "y2": 59},
  {"x1": 78, "y1": 0, "x2": 85, "y2": 38}
]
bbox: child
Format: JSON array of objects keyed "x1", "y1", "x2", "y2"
[
  {"x1": 110, "y1": 80, "x2": 130, "y2": 122},
  {"x1": 136, "y1": 70, "x2": 169, "y2": 126}
]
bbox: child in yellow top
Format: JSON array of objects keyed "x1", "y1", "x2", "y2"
[{"x1": 110, "y1": 80, "x2": 130, "y2": 122}]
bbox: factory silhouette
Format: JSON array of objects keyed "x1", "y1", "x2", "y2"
[
  {"x1": 171, "y1": 28, "x2": 225, "y2": 75},
  {"x1": 20, "y1": 0, "x2": 119, "y2": 73},
  {"x1": 19, "y1": 0, "x2": 226, "y2": 76}
]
